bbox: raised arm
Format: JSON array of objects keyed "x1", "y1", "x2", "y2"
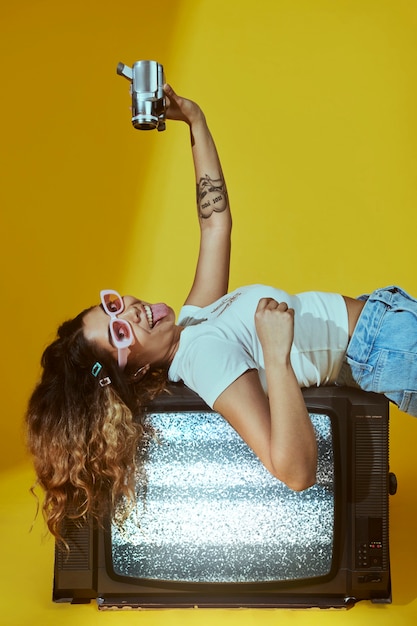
[
  {"x1": 164, "y1": 84, "x2": 232, "y2": 307},
  {"x1": 214, "y1": 299, "x2": 317, "y2": 491}
]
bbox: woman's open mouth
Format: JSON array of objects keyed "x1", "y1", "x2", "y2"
[{"x1": 144, "y1": 303, "x2": 169, "y2": 329}]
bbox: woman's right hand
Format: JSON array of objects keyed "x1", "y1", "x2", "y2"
[
  {"x1": 163, "y1": 84, "x2": 205, "y2": 127},
  {"x1": 255, "y1": 298, "x2": 295, "y2": 364}
]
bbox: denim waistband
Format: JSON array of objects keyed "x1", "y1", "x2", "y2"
[{"x1": 346, "y1": 285, "x2": 411, "y2": 363}]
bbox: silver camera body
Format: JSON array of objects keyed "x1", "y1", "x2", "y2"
[{"x1": 117, "y1": 60, "x2": 166, "y2": 131}]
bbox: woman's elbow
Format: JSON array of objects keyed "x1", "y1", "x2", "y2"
[
  {"x1": 285, "y1": 473, "x2": 317, "y2": 492},
  {"x1": 270, "y1": 461, "x2": 317, "y2": 492}
]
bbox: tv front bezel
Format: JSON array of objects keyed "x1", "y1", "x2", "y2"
[{"x1": 53, "y1": 384, "x2": 393, "y2": 609}]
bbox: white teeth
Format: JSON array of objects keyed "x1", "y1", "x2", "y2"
[{"x1": 144, "y1": 305, "x2": 154, "y2": 328}]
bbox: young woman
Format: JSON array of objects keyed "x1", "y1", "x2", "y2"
[{"x1": 26, "y1": 84, "x2": 417, "y2": 543}]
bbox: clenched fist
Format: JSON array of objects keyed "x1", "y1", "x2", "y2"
[{"x1": 254, "y1": 298, "x2": 295, "y2": 364}]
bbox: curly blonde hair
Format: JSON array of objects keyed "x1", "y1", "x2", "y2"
[{"x1": 25, "y1": 309, "x2": 166, "y2": 545}]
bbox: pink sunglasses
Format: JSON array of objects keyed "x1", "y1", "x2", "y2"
[{"x1": 100, "y1": 289, "x2": 134, "y2": 369}]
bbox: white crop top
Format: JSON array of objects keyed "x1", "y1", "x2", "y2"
[{"x1": 168, "y1": 285, "x2": 349, "y2": 408}]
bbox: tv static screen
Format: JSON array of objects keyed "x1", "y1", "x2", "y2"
[{"x1": 110, "y1": 410, "x2": 335, "y2": 583}]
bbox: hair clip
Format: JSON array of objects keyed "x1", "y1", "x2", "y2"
[
  {"x1": 99, "y1": 376, "x2": 112, "y2": 387},
  {"x1": 91, "y1": 362, "x2": 103, "y2": 377}
]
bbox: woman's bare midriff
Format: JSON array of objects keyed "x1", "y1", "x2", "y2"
[{"x1": 343, "y1": 296, "x2": 366, "y2": 338}]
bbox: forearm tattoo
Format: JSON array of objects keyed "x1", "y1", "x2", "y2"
[{"x1": 196, "y1": 174, "x2": 228, "y2": 219}]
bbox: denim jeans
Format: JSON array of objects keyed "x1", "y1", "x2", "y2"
[{"x1": 337, "y1": 286, "x2": 417, "y2": 417}]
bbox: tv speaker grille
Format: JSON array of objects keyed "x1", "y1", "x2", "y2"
[
  {"x1": 354, "y1": 418, "x2": 388, "y2": 509},
  {"x1": 56, "y1": 520, "x2": 91, "y2": 571},
  {"x1": 353, "y1": 416, "x2": 389, "y2": 570}
]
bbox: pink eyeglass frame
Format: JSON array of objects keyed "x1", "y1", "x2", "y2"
[{"x1": 100, "y1": 289, "x2": 134, "y2": 369}]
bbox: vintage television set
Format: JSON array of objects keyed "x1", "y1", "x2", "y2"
[{"x1": 53, "y1": 383, "x2": 396, "y2": 609}]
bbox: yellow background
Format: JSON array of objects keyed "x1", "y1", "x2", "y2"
[{"x1": 1, "y1": 0, "x2": 417, "y2": 624}]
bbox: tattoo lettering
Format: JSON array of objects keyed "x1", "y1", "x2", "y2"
[{"x1": 196, "y1": 174, "x2": 228, "y2": 219}]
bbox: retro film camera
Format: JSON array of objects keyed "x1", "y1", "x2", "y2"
[{"x1": 117, "y1": 60, "x2": 166, "y2": 131}]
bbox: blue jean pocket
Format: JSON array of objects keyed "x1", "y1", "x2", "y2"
[{"x1": 344, "y1": 355, "x2": 375, "y2": 390}]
